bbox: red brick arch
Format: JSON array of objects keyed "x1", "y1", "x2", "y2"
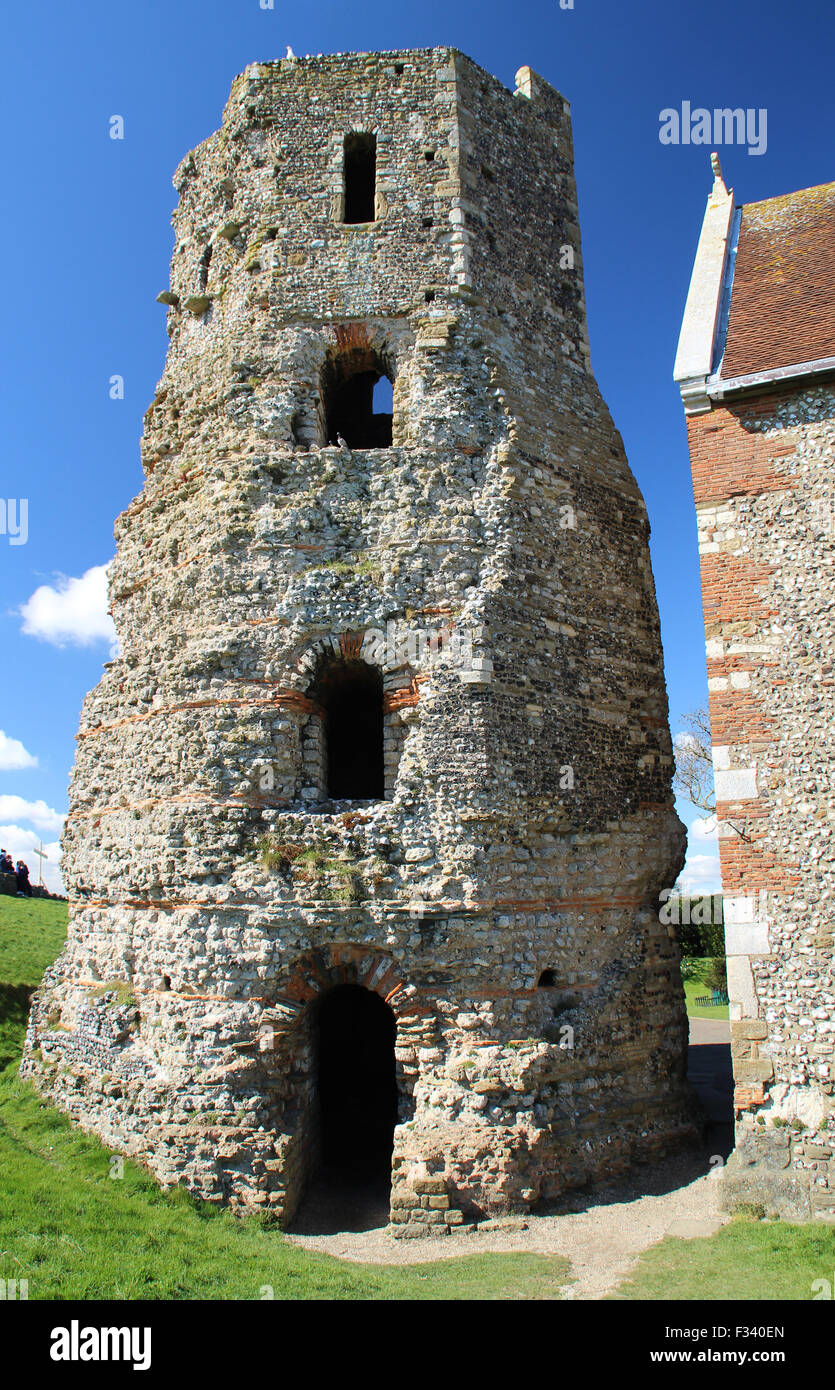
[{"x1": 270, "y1": 944, "x2": 426, "y2": 1026}]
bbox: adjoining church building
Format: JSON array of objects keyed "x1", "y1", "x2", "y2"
[{"x1": 675, "y1": 161, "x2": 835, "y2": 1217}]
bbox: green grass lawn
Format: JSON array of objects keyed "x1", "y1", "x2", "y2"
[
  {"x1": 0, "y1": 892, "x2": 67, "y2": 984},
  {"x1": 610, "y1": 1219, "x2": 835, "y2": 1300},
  {"x1": 682, "y1": 957, "x2": 730, "y2": 1021}
]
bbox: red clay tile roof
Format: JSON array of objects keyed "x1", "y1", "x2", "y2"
[{"x1": 721, "y1": 180, "x2": 835, "y2": 379}]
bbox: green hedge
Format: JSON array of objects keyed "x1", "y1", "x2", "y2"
[{"x1": 662, "y1": 895, "x2": 726, "y2": 957}]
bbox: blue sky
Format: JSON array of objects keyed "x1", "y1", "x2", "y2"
[{"x1": 1, "y1": 0, "x2": 832, "y2": 892}]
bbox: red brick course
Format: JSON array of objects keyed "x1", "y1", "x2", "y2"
[{"x1": 687, "y1": 401, "x2": 797, "y2": 506}]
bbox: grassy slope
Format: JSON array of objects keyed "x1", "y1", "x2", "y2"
[
  {"x1": 0, "y1": 895, "x2": 68, "y2": 1073},
  {"x1": 0, "y1": 896, "x2": 570, "y2": 1301}
]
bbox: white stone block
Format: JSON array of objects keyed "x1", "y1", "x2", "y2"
[
  {"x1": 715, "y1": 767, "x2": 757, "y2": 801},
  {"x1": 723, "y1": 895, "x2": 756, "y2": 925},
  {"x1": 711, "y1": 744, "x2": 731, "y2": 772},
  {"x1": 725, "y1": 914, "x2": 770, "y2": 956}
]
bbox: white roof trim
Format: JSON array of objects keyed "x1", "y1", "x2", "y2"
[
  {"x1": 674, "y1": 166, "x2": 736, "y2": 404},
  {"x1": 708, "y1": 354, "x2": 835, "y2": 399},
  {"x1": 677, "y1": 168, "x2": 835, "y2": 414},
  {"x1": 708, "y1": 204, "x2": 742, "y2": 379}
]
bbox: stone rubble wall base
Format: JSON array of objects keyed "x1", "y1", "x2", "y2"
[
  {"x1": 719, "y1": 1128, "x2": 835, "y2": 1222},
  {"x1": 21, "y1": 1037, "x2": 701, "y2": 1236},
  {"x1": 0, "y1": 875, "x2": 64, "y2": 900},
  {"x1": 388, "y1": 1106, "x2": 702, "y2": 1237}
]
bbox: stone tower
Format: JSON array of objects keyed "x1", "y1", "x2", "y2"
[
  {"x1": 675, "y1": 164, "x2": 835, "y2": 1219},
  {"x1": 24, "y1": 48, "x2": 694, "y2": 1233}
]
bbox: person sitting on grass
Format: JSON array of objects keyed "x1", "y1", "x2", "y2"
[{"x1": 15, "y1": 859, "x2": 32, "y2": 897}]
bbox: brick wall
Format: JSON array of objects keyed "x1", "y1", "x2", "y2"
[{"x1": 687, "y1": 379, "x2": 835, "y2": 1218}]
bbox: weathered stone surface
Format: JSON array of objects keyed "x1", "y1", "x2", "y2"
[
  {"x1": 719, "y1": 1131, "x2": 812, "y2": 1221},
  {"x1": 21, "y1": 47, "x2": 694, "y2": 1235}
]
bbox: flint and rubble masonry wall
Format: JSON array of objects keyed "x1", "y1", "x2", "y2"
[
  {"x1": 688, "y1": 381, "x2": 835, "y2": 1218},
  {"x1": 22, "y1": 47, "x2": 694, "y2": 1232}
]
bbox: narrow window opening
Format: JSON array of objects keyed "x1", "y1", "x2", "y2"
[
  {"x1": 537, "y1": 969, "x2": 557, "y2": 988},
  {"x1": 198, "y1": 244, "x2": 212, "y2": 291},
  {"x1": 424, "y1": 149, "x2": 435, "y2": 162},
  {"x1": 422, "y1": 218, "x2": 434, "y2": 229},
  {"x1": 162, "y1": 975, "x2": 171, "y2": 991},
  {"x1": 424, "y1": 290, "x2": 435, "y2": 303},
  {"x1": 393, "y1": 63, "x2": 404, "y2": 75},
  {"x1": 321, "y1": 346, "x2": 393, "y2": 449},
  {"x1": 290, "y1": 410, "x2": 305, "y2": 447},
  {"x1": 343, "y1": 133, "x2": 376, "y2": 224},
  {"x1": 313, "y1": 659, "x2": 384, "y2": 800}
]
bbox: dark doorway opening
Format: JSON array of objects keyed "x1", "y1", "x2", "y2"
[
  {"x1": 290, "y1": 983, "x2": 398, "y2": 1234},
  {"x1": 322, "y1": 351, "x2": 393, "y2": 449},
  {"x1": 315, "y1": 659, "x2": 384, "y2": 800},
  {"x1": 343, "y1": 132, "x2": 377, "y2": 224},
  {"x1": 317, "y1": 984, "x2": 397, "y2": 1172}
]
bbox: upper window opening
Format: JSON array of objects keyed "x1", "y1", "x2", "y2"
[
  {"x1": 372, "y1": 376, "x2": 393, "y2": 416},
  {"x1": 313, "y1": 660, "x2": 384, "y2": 801},
  {"x1": 343, "y1": 132, "x2": 376, "y2": 224},
  {"x1": 537, "y1": 969, "x2": 557, "y2": 988},
  {"x1": 321, "y1": 346, "x2": 393, "y2": 449}
]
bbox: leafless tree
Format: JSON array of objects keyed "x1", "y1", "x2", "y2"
[{"x1": 673, "y1": 705, "x2": 714, "y2": 813}]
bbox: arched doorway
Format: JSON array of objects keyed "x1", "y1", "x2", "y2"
[{"x1": 316, "y1": 983, "x2": 397, "y2": 1179}]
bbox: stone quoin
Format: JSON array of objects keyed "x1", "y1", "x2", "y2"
[{"x1": 22, "y1": 47, "x2": 695, "y2": 1233}]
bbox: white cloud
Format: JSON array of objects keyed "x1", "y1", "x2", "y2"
[
  {"x1": 0, "y1": 796, "x2": 65, "y2": 836},
  {"x1": 678, "y1": 850, "x2": 722, "y2": 896},
  {"x1": 689, "y1": 814, "x2": 717, "y2": 842},
  {"x1": 677, "y1": 810, "x2": 722, "y2": 893},
  {"x1": 0, "y1": 825, "x2": 62, "y2": 894},
  {"x1": 19, "y1": 564, "x2": 116, "y2": 650},
  {"x1": 0, "y1": 730, "x2": 37, "y2": 771},
  {"x1": 674, "y1": 731, "x2": 700, "y2": 752}
]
